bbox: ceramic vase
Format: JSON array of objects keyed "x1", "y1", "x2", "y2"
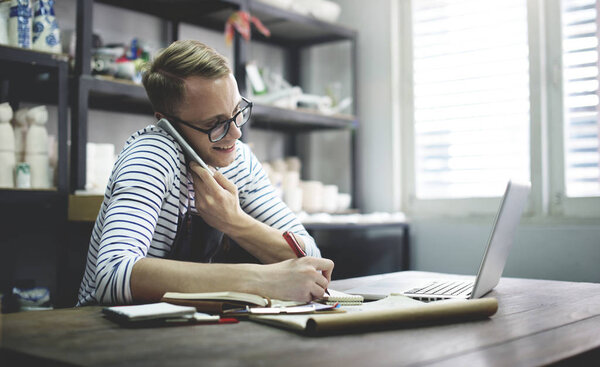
[
  {"x1": 32, "y1": 0, "x2": 61, "y2": 53},
  {"x1": 8, "y1": 0, "x2": 32, "y2": 49}
]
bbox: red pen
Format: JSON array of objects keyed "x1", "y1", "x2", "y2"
[{"x1": 283, "y1": 231, "x2": 330, "y2": 296}]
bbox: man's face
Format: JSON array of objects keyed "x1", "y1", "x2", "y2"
[{"x1": 175, "y1": 74, "x2": 242, "y2": 168}]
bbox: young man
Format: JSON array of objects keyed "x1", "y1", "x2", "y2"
[{"x1": 77, "y1": 40, "x2": 334, "y2": 306}]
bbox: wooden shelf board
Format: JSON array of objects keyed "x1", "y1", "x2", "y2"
[{"x1": 68, "y1": 194, "x2": 104, "y2": 222}]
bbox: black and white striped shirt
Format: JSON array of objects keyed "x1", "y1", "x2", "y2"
[{"x1": 76, "y1": 125, "x2": 319, "y2": 306}]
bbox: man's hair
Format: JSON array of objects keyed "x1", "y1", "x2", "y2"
[{"x1": 142, "y1": 40, "x2": 232, "y2": 116}]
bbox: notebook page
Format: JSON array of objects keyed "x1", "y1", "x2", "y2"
[{"x1": 322, "y1": 289, "x2": 364, "y2": 305}]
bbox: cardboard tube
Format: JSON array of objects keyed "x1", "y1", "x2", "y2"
[{"x1": 305, "y1": 297, "x2": 498, "y2": 336}]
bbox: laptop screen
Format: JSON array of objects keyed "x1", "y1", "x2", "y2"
[{"x1": 470, "y1": 181, "x2": 531, "y2": 298}]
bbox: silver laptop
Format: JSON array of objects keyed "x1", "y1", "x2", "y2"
[{"x1": 347, "y1": 180, "x2": 531, "y2": 302}]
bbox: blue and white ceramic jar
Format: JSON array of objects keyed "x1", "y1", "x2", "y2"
[
  {"x1": 32, "y1": 0, "x2": 60, "y2": 53},
  {"x1": 8, "y1": 0, "x2": 32, "y2": 49}
]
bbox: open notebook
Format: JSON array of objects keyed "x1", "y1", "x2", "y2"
[
  {"x1": 320, "y1": 289, "x2": 364, "y2": 305},
  {"x1": 159, "y1": 289, "x2": 364, "y2": 314}
]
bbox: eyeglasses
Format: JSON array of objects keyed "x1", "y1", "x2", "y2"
[{"x1": 163, "y1": 96, "x2": 253, "y2": 143}]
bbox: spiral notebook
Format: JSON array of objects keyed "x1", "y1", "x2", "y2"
[{"x1": 320, "y1": 289, "x2": 364, "y2": 305}]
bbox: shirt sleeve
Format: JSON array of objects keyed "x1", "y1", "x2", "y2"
[
  {"x1": 93, "y1": 134, "x2": 179, "y2": 304},
  {"x1": 234, "y1": 144, "x2": 321, "y2": 257}
]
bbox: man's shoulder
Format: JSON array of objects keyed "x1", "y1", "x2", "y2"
[
  {"x1": 113, "y1": 125, "x2": 184, "y2": 177},
  {"x1": 126, "y1": 124, "x2": 174, "y2": 144},
  {"x1": 122, "y1": 125, "x2": 180, "y2": 157}
]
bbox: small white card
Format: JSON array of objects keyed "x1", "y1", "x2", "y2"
[{"x1": 103, "y1": 302, "x2": 196, "y2": 321}]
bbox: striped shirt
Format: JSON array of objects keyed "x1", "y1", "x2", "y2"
[{"x1": 76, "y1": 125, "x2": 319, "y2": 306}]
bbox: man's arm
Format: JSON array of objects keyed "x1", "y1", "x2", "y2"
[
  {"x1": 130, "y1": 256, "x2": 334, "y2": 303},
  {"x1": 89, "y1": 131, "x2": 180, "y2": 305},
  {"x1": 190, "y1": 162, "x2": 308, "y2": 264}
]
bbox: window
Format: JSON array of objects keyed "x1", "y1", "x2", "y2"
[
  {"x1": 400, "y1": 0, "x2": 600, "y2": 217},
  {"x1": 412, "y1": 0, "x2": 531, "y2": 199},
  {"x1": 562, "y1": 0, "x2": 600, "y2": 197}
]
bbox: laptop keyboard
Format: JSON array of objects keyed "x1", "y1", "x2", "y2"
[{"x1": 404, "y1": 281, "x2": 473, "y2": 301}]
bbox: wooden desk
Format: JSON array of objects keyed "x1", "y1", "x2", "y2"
[{"x1": 2, "y1": 271, "x2": 599, "y2": 366}]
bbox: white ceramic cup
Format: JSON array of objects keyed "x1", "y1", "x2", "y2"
[
  {"x1": 301, "y1": 180, "x2": 323, "y2": 213},
  {"x1": 321, "y1": 184, "x2": 339, "y2": 213},
  {"x1": 336, "y1": 193, "x2": 352, "y2": 213}
]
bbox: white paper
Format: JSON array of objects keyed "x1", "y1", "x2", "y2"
[{"x1": 105, "y1": 302, "x2": 196, "y2": 320}]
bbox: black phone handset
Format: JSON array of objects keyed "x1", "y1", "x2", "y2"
[{"x1": 157, "y1": 118, "x2": 214, "y2": 176}]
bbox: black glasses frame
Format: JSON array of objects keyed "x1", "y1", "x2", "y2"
[{"x1": 163, "y1": 96, "x2": 253, "y2": 143}]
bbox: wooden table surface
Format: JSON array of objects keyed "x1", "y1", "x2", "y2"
[{"x1": 2, "y1": 271, "x2": 599, "y2": 366}]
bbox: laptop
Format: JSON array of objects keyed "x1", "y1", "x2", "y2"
[{"x1": 346, "y1": 180, "x2": 531, "y2": 302}]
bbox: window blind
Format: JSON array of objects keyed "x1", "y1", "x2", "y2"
[
  {"x1": 412, "y1": 0, "x2": 530, "y2": 199},
  {"x1": 562, "y1": 0, "x2": 600, "y2": 197}
]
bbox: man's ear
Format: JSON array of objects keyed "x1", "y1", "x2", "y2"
[{"x1": 154, "y1": 112, "x2": 163, "y2": 120}]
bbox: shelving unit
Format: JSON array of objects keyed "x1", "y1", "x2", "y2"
[
  {"x1": 71, "y1": 0, "x2": 359, "y2": 207},
  {"x1": 0, "y1": 45, "x2": 69, "y2": 198},
  {"x1": 0, "y1": 45, "x2": 70, "y2": 307}
]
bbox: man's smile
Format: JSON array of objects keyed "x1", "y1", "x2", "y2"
[{"x1": 213, "y1": 143, "x2": 235, "y2": 152}]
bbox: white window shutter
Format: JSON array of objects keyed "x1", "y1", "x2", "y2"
[
  {"x1": 412, "y1": 0, "x2": 531, "y2": 199},
  {"x1": 562, "y1": 0, "x2": 600, "y2": 197}
]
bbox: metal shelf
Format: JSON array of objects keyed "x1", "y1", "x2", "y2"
[
  {"x1": 82, "y1": 75, "x2": 147, "y2": 98},
  {"x1": 0, "y1": 46, "x2": 70, "y2": 194},
  {"x1": 251, "y1": 103, "x2": 357, "y2": 131},
  {"x1": 74, "y1": 76, "x2": 356, "y2": 130},
  {"x1": 79, "y1": 75, "x2": 154, "y2": 115},
  {"x1": 94, "y1": 0, "x2": 355, "y2": 46},
  {"x1": 96, "y1": 0, "x2": 241, "y2": 33},
  {"x1": 0, "y1": 45, "x2": 68, "y2": 68},
  {"x1": 0, "y1": 46, "x2": 68, "y2": 106},
  {"x1": 248, "y1": 1, "x2": 356, "y2": 46}
]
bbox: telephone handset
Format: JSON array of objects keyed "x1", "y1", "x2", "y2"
[{"x1": 157, "y1": 118, "x2": 214, "y2": 176}]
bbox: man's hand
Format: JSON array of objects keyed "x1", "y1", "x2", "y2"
[
  {"x1": 189, "y1": 162, "x2": 318, "y2": 265},
  {"x1": 189, "y1": 161, "x2": 250, "y2": 234},
  {"x1": 258, "y1": 257, "x2": 335, "y2": 302}
]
